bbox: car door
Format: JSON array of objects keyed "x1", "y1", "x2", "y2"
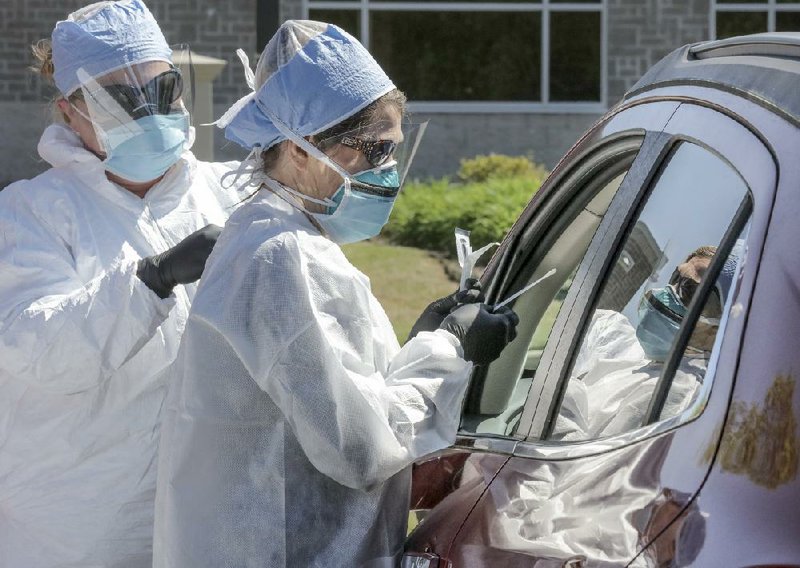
[
  {"x1": 405, "y1": 99, "x2": 675, "y2": 561},
  {"x1": 405, "y1": 99, "x2": 777, "y2": 567}
]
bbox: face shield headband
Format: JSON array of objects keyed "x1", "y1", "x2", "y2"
[
  {"x1": 260, "y1": 111, "x2": 426, "y2": 244},
  {"x1": 262, "y1": 109, "x2": 426, "y2": 206},
  {"x1": 72, "y1": 61, "x2": 194, "y2": 182},
  {"x1": 74, "y1": 49, "x2": 193, "y2": 128}
]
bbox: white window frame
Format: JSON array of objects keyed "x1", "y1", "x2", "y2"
[
  {"x1": 302, "y1": 0, "x2": 608, "y2": 114},
  {"x1": 710, "y1": 0, "x2": 800, "y2": 40}
]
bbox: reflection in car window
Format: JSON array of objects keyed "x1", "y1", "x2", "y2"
[
  {"x1": 460, "y1": 166, "x2": 632, "y2": 437},
  {"x1": 550, "y1": 143, "x2": 749, "y2": 442}
]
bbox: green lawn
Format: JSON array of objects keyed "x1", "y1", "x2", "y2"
[{"x1": 342, "y1": 240, "x2": 459, "y2": 343}]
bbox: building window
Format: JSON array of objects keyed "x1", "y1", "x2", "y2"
[
  {"x1": 712, "y1": 0, "x2": 800, "y2": 40},
  {"x1": 257, "y1": 0, "x2": 282, "y2": 54},
  {"x1": 303, "y1": 1, "x2": 607, "y2": 113}
]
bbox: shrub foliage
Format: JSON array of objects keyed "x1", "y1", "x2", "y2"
[
  {"x1": 384, "y1": 154, "x2": 549, "y2": 256},
  {"x1": 457, "y1": 153, "x2": 548, "y2": 184}
]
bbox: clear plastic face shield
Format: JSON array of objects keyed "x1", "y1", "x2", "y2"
[
  {"x1": 266, "y1": 113, "x2": 427, "y2": 205},
  {"x1": 262, "y1": 109, "x2": 427, "y2": 243},
  {"x1": 73, "y1": 46, "x2": 193, "y2": 134},
  {"x1": 169, "y1": 44, "x2": 195, "y2": 117},
  {"x1": 69, "y1": 45, "x2": 195, "y2": 182},
  {"x1": 312, "y1": 118, "x2": 428, "y2": 194}
]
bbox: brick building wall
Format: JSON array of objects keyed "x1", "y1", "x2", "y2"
[
  {"x1": 0, "y1": 0, "x2": 714, "y2": 185},
  {"x1": 0, "y1": 0, "x2": 257, "y2": 106},
  {"x1": 607, "y1": 0, "x2": 710, "y2": 102},
  {"x1": 280, "y1": 0, "x2": 303, "y2": 22}
]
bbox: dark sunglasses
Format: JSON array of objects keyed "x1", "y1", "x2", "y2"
[
  {"x1": 643, "y1": 289, "x2": 684, "y2": 324},
  {"x1": 101, "y1": 68, "x2": 184, "y2": 119},
  {"x1": 339, "y1": 135, "x2": 397, "y2": 168},
  {"x1": 669, "y1": 270, "x2": 700, "y2": 307}
]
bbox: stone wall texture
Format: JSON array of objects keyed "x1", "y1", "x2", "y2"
[
  {"x1": 1, "y1": 0, "x2": 713, "y2": 185},
  {"x1": 1, "y1": 0, "x2": 258, "y2": 106},
  {"x1": 607, "y1": 0, "x2": 710, "y2": 103}
]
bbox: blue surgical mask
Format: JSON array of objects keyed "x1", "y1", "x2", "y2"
[
  {"x1": 258, "y1": 111, "x2": 412, "y2": 243},
  {"x1": 314, "y1": 164, "x2": 400, "y2": 244},
  {"x1": 636, "y1": 286, "x2": 686, "y2": 362},
  {"x1": 101, "y1": 112, "x2": 190, "y2": 183}
]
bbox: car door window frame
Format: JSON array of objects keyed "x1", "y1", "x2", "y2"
[
  {"x1": 515, "y1": 101, "x2": 778, "y2": 455},
  {"x1": 522, "y1": 135, "x2": 755, "y2": 442},
  {"x1": 514, "y1": 130, "x2": 676, "y2": 440},
  {"x1": 540, "y1": 141, "x2": 755, "y2": 441},
  {"x1": 644, "y1": 197, "x2": 752, "y2": 425},
  {"x1": 453, "y1": 102, "x2": 685, "y2": 454},
  {"x1": 461, "y1": 132, "x2": 645, "y2": 429}
]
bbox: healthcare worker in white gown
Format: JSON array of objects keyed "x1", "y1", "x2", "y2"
[
  {"x1": 0, "y1": 2, "x2": 240, "y2": 566},
  {"x1": 153, "y1": 20, "x2": 520, "y2": 567},
  {"x1": 553, "y1": 245, "x2": 733, "y2": 441}
]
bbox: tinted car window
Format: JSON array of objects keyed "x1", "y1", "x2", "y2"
[
  {"x1": 460, "y1": 142, "x2": 639, "y2": 437},
  {"x1": 550, "y1": 142, "x2": 750, "y2": 442}
]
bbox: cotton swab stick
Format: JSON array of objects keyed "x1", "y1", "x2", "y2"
[{"x1": 494, "y1": 268, "x2": 557, "y2": 309}]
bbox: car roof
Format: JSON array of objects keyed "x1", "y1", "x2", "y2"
[{"x1": 625, "y1": 32, "x2": 800, "y2": 126}]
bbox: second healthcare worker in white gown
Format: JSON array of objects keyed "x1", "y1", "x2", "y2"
[
  {"x1": 0, "y1": 2, "x2": 240, "y2": 566},
  {"x1": 154, "y1": 20, "x2": 519, "y2": 567}
]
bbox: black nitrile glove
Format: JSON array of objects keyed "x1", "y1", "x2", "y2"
[
  {"x1": 136, "y1": 224, "x2": 223, "y2": 299},
  {"x1": 440, "y1": 303, "x2": 520, "y2": 365},
  {"x1": 407, "y1": 278, "x2": 484, "y2": 342}
]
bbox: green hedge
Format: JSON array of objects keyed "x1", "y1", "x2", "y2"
[{"x1": 384, "y1": 154, "x2": 548, "y2": 256}]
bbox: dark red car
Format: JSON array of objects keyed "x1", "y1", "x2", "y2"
[{"x1": 403, "y1": 33, "x2": 800, "y2": 568}]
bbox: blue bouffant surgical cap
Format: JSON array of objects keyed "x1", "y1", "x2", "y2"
[
  {"x1": 52, "y1": 0, "x2": 172, "y2": 96},
  {"x1": 219, "y1": 20, "x2": 395, "y2": 151}
]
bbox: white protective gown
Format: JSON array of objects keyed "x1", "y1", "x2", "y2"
[
  {"x1": 0, "y1": 124, "x2": 241, "y2": 568},
  {"x1": 153, "y1": 189, "x2": 473, "y2": 567},
  {"x1": 466, "y1": 310, "x2": 705, "y2": 566},
  {"x1": 554, "y1": 309, "x2": 704, "y2": 442}
]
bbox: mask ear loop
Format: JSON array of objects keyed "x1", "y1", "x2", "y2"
[
  {"x1": 259, "y1": 175, "x2": 333, "y2": 239},
  {"x1": 68, "y1": 100, "x2": 92, "y2": 123},
  {"x1": 261, "y1": 176, "x2": 331, "y2": 209},
  {"x1": 220, "y1": 146, "x2": 265, "y2": 192},
  {"x1": 207, "y1": 49, "x2": 258, "y2": 128},
  {"x1": 260, "y1": 108, "x2": 353, "y2": 204}
]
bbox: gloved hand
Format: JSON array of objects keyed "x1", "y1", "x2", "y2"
[
  {"x1": 440, "y1": 303, "x2": 520, "y2": 365},
  {"x1": 407, "y1": 278, "x2": 484, "y2": 341},
  {"x1": 136, "y1": 224, "x2": 223, "y2": 299}
]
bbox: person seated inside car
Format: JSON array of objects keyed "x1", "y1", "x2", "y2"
[{"x1": 552, "y1": 245, "x2": 733, "y2": 441}]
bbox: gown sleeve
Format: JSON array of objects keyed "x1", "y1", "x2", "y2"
[
  {"x1": 204, "y1": 229, "x2": 473, "y2": 491},
  {"x1": 0, "y1": 187, "x2": 173, "y2": 394}
]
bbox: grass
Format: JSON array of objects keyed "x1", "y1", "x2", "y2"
[{"x1": 342, "y1": 240, "x2": 459, "y2": 343}]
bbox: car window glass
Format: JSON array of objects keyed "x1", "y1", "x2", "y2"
[
  {"x1": 460, "y1": 165, "x2": 631, "y2": 437},
  {"x1": 649, "y1": 227, "x2": 748, "y2": 424},
  {"x1": 549, "y1": 142, "x2": 749, "y2": 442}
]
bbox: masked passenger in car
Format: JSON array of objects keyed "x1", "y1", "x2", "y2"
[
  {"x1": 553, "y1": 246, "x2": 734, "y2": 441},
  {"x1": 441, "y1": 246, "x2": 733, "y2": 566},
  {"x1": 152, "y1": 20, "x2": 519, "y2": 567}
]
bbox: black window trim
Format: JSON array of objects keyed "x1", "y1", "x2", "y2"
[
  {"x1": 461, "y1": 131, "x2": 646, "y2": 424},
  {"x1": 644, "y1": 195, "x2": 753, "y2": 425},
  {"x1": 523, "y1": 132, "x2": 758, "y2": 445},
  {"x1": 493, "y1": 99, "x2": 776, "y2": 463},
  {"x1": 514, "y1": 130, "x2": 675, "y2": 440}
]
